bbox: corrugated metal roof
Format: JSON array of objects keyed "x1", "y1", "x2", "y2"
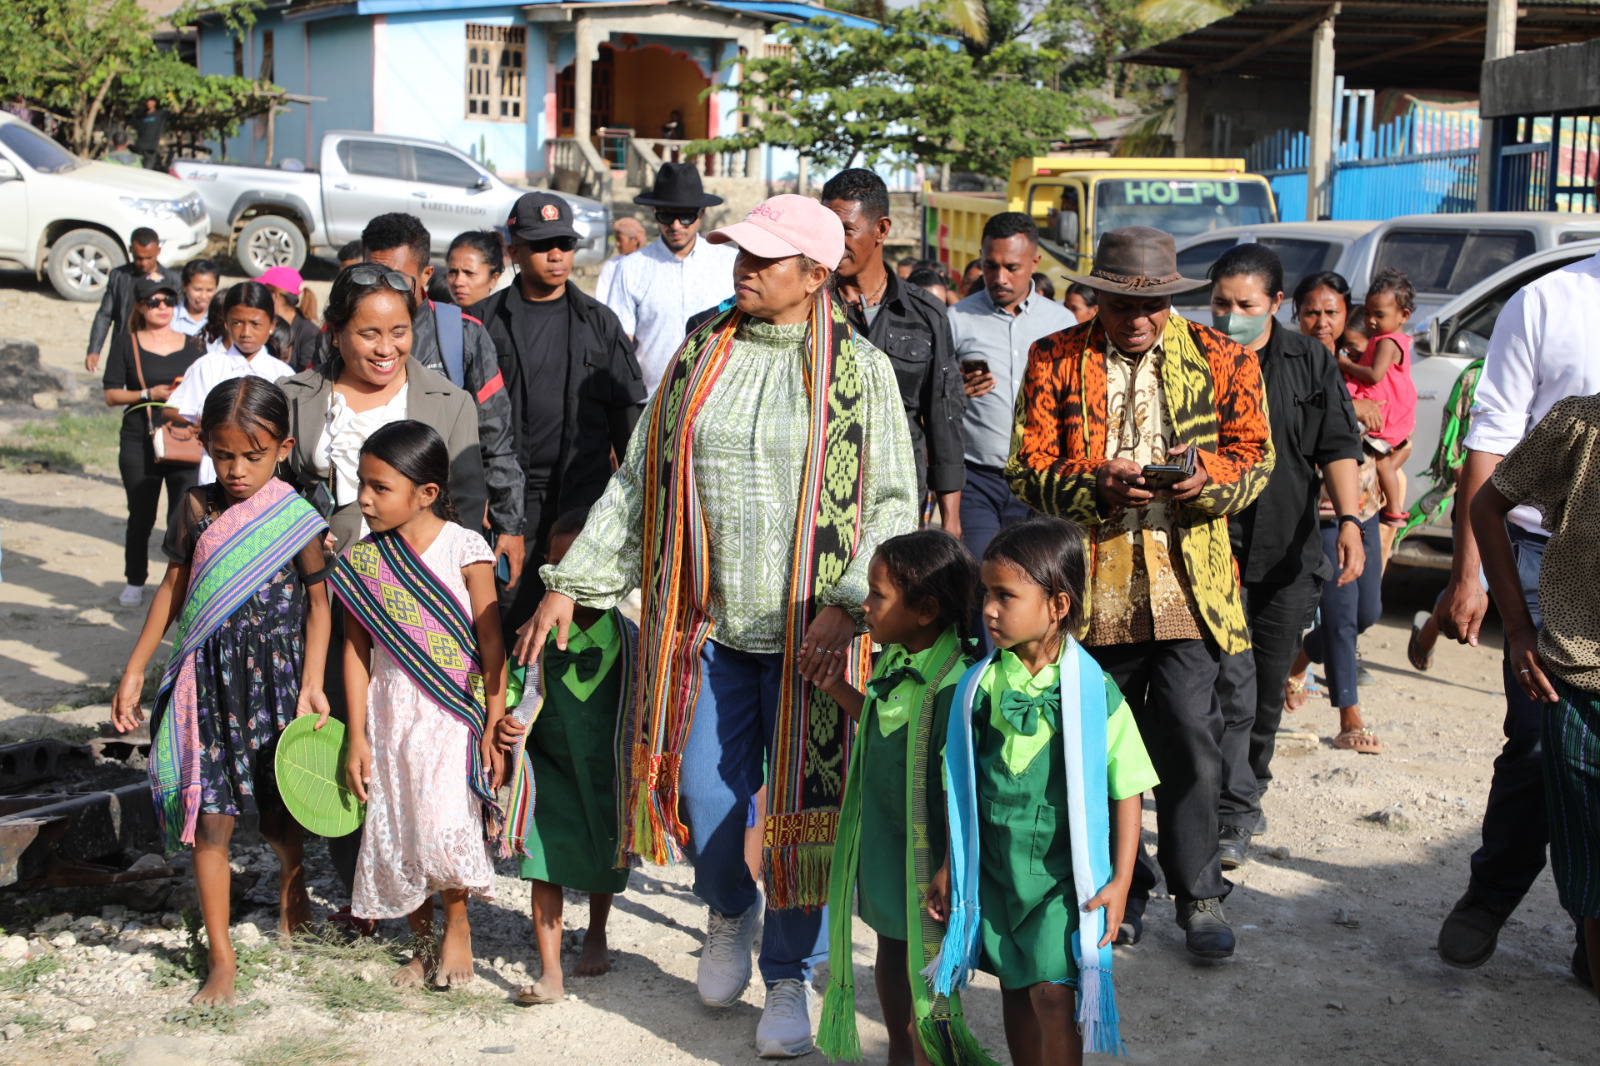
[{"x1": 1120, "y1": 0, "x2": 1600, "y2": 92}]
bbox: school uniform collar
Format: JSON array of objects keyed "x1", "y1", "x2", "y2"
[
  {"x1": 552, "y1": 610, "x2": 620, "y2": 700},
  {"x1": 868, "y1": 625, "x2": 962, "y2": 737}
]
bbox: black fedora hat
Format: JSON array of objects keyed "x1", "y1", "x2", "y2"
[
  {"x1": 1073, "y1": 226, "x2": 1209, "y2": 297},
  {"x1": 633, "y1": 161, "x2": 723, "y2": 209}
]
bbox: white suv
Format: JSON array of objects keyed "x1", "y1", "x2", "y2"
[{"x1": 0, "y1": 112, "x2": 209, "y2": 301}]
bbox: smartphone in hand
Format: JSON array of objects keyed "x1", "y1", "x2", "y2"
[
  {"x1": 1141, "y1": 446, "x2": 1196, "y2": 490},
  {"x1": 961, "y1": 358, "x2": 990, "y2": 376}
]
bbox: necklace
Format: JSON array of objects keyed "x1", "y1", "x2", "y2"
[{"x1": 853, "y1": 270, "x2": 888, "y2": 314}]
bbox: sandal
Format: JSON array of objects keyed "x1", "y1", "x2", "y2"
[
  {"x1": 1284, "y1": 672, "x2": 1315, "y2": 713},
  {"x1": 1407, "y1": 610, "x2": 1434, "y2": 672},
  {"x1": 1332, "y1": 728, "x2": 1383, "y2": 755}
]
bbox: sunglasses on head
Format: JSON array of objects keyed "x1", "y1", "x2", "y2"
[
  {"x1": 654, "y1": 209, "x2": 701, "y2": 227},
  {"x1": 144, "y1": 294, "x2": 177, "y2": 308},
  {"x1": 518, "y1": 236, "x2": 579, "y2": 254},
  {"x1": 345, "y1": 265, "x2": 414, "y2": 292}
]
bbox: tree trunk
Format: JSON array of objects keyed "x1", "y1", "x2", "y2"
[{"x1": 78, "y1": 64, "x2": 119, "y2": 157}]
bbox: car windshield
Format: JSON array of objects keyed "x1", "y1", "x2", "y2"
[
  {"x1": 0, "y1": 122, "x2": 80, "y2": 174},
  {"x1": 1374, "y1": 228, "x2": 1535, "y2": 296},
  {"x1": 1095, "y1": 179, "x2": 1274, "y2": 241}
]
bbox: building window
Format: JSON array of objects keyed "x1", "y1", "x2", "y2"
[{"x1": 465, "y1": 24, "x2": 525, "y2": 122}]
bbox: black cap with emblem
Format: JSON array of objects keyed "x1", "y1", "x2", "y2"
[{"x1": 507, "y1": 191, "x2": 578, "y2": 242}]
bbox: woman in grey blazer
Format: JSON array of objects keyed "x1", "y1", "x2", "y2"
[{"x1": 277, "y1": 266, "x2": 486, "y2": 555}]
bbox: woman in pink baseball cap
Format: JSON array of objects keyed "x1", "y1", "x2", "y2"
[
  {"x1": 510, "y1": 194, "x2": 918, "y2": 1057},
  {"x1": 257, "y1": 265, "x2": 322, "y2": 373}
]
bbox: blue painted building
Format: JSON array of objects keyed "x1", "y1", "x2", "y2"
[{"x1": 195, "y1": 0, "x2": 891, "y2": 184}]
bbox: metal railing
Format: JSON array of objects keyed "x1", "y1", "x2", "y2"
[{"x1": 625, "y1": 137, "x2": 750, "y2": 186}]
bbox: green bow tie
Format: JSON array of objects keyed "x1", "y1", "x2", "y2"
[
  {"x1": 867, "y1": 662, "x2": 926, "y2": 702},
  {"x1": 546, "y1": 643, "x2": 605, "y2": 684},
  {"x1": 998, "y1": 688, "x2": 1059, "y2": 737}
]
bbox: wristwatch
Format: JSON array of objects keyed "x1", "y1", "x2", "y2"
[
  {"x1": 140, "y1": 388, "x2": 150, "y2": 401},
  {"x1": 1337, "y1": 513, "x2": 1361, "y2": 528}
]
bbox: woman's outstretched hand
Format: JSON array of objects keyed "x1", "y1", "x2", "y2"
[{"x1": 514, "y1": 592, "x2": 575, "y2": 665}]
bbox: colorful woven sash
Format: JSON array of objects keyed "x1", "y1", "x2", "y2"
[
  {"x1": 150, "y1": 478, "x2": 327, "y2": 849},
  {"x1": 327, "y1": 528, "x2": 511, "y2": 843},
  {"x1": 818, "y1": 631, "x2": 997, "y2": 1065},
  {"x1": 627, "y1": 291, "x2": 868, "y2": 909},
  {"x1": 929, "y1": 638, "x2": 1125, "y2": 1057},
  {"x1": 499, "y1": 608, "x2": 638, "y2": 863}
]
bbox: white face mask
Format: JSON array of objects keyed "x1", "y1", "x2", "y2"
[{"x1": 1212, "y1": 310, "x2": 1271, "y2": 346}]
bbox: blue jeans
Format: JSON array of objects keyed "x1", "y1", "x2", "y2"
[
  {"x1": 960, "y1": 464, "x2": 1033, "y2": 652},
  {"x1": 680, "y1": 640, "x2": 827, "y2": 984},
  {"x1": 1469, "y1": 524, "x2": 1559, "y2": 914},
  {"x1": 1302, "y1": 516, "x2": 1383, "y2": 708}
]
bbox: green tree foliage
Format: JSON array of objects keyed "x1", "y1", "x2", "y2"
[
  {"x1": 689, "y1": 10, "x2": 1086, "y2": 178},
  {"x1": 0, "y1": 0, "x2": 277, "y2": 157}
]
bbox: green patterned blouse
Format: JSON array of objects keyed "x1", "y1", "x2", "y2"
[{"x1": 541, "y1": 318, "x2": 918, "y2": 654}]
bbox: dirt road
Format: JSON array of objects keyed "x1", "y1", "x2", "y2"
[{"x1": 0, "y1": 281, "x2": 1591, "y2": 1066}]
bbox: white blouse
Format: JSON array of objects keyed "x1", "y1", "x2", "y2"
[{"x1": 313, "y1": 383, "x2": 410, "y2": 542}]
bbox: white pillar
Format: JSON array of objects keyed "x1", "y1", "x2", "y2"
[
  {"x1": 1475, "y1": 0, "x2": 1518, "y2": 210},
  {"x1": 1306, "y1": 8, "x2": 1337, "y2": 221},
  {"x1": 573, "y1": 14, "x2": 594, "y2": 144},
  {"x1": 797, "y1": 154, "x2": 808, "y2": 196}
]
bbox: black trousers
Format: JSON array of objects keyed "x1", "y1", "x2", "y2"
[
  {"x1": 499, "y1": 486, "x2": 557, "y2": 635},
  {"x1": 1092, "y1": 637, "x2": 1229, "y2": 915},
  {"x1": 1217, "y1": 571, "x2": 1324, "y2": 833},
  {"x1": 117, "y1": 436, "x2": 198, "y2": 586}
]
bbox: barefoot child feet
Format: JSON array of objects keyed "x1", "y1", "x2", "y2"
[
  {"x1": 110, "y1": 378, "x2": 332, "y2": 1005},
  {"x1": 929, "y1": 518, "x2": 1158, "y2": 1066},
  {"x1": 497, "y1": 508, "x2": 635, "y2": 1006},
  {"x1": 812, "y1": 531, "x2": 986, "y2": 1066},
  {"x1": 326, "y1": 420, "x2": 515, "y2": 993}
]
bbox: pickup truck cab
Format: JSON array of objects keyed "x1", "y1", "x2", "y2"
[
  {"x1": 0, "y1": 112, "x2": 209, "y2": 301},
  {"x1": 172, "y1": 131, "x2": 609, "y2": 276},
  {"x1": 924, "y1": 158, "x2": 1277, "y2": 292}
]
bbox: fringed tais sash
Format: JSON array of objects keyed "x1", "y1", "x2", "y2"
[
  {"x1": 818, "y1": 632, "x2": 998, "y2": 1065},
  {"x1": 327, "y1": 529, "x2": 513, "y2": 843},
  {"x1": 626, "y1": 292, "x2": 868, "y2": 909},
  {"x1": 928, "y1": 639, "x2": 1126, "y2": 1057},
  {"x1": 498, "y1": 609, "x2": 638, "y2": 863},
  {"x1": 150, "y1": 478, "x2": 327, "y2": 849}
]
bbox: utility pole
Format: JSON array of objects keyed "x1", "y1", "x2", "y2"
[
  {"x1": 1305, "y1": 5, "x2": 1340, "y2": 221},
  {"x1": 1475, "y1": 0, "x2": 1518, "y2": 210}
]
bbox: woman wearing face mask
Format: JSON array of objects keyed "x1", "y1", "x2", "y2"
[{"x1": 1206, "y1": 245, "x2": 1368, "y2": 867}]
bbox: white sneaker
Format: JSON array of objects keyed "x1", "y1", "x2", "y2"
[
  {"x1": 697, "y1": 902, "x2": 761, "y2": 1008},
  {"x1": 118, "y1": 585, "x2": 144, "y2": 608},
  {"x1": 755, "y1": 978, "x2": 816, "y2": 1058}
]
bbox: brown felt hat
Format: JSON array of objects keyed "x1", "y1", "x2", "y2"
[{"x1": 1073, "y1": 226, "x2": 1209, "y2": 297}]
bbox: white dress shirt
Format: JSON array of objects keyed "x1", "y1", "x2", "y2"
[
  {"x1": 603, "y1": 235, "x2": 737, "y2": 394},
  {"x1": 166, "y1": 345, "x2": 296, "y2": 485},
  {"x1": 1465, "y1": 252, "x2": 1600, "y2": 533},
  {"x1": 171, "y1": 303, "x2": 226, "y2": 353}
]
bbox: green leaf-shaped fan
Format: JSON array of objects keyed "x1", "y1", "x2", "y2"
[{"x1": 275, "y1": 716, "x2": 366, "y2": 838}]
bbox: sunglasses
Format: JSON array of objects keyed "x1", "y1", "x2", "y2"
[
  {"x1": 518, "y1": 236, "x2": 579, "y2": 254},
  {"x1": 345, "y1": 265, "x2": 414, "y2": 292},
  {"x1": 654, "y1": 209, "x2": 702, "y2": 227},
  {"x1": 144, "y1": 294, "x2": 177, "y2": 308}
]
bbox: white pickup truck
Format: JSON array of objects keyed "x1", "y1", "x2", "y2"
[
  {"x1": 172, "y1": 131, "x2": 609, "y2": 276},
  {"x1": 0, "y1": 112, "x2": 209, "y2": 301}
]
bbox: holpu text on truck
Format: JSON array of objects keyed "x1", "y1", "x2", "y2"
[{"x1": 924, "y1": 158, "x2": 1277, "y2": 293}]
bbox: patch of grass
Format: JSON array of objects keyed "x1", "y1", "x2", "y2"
[
  {"x1": 286, "y1": 924, "x2": 405, "y2": 967},
  {"x1": 163, "y1": 999, "x2": 266, "y2": 1033},
  {"x1": 239, "y1": 1035, "x2": 362, "y2": 1066},
  {"x1": 309, "y1": 969, "x2": 405, "y2": 1015},
  {"x1": 7, "y1": 412, "x2": 121, "y2": 470},
  {"x1": 163, "y1": 910, "x2": 283, "y2": 995},
  {"x1": 0, "y1": 952, "x2": 62, "y2": 992},
  {"x1": 3, "y1": 1009, "x2": 48, "y2": 1035}
]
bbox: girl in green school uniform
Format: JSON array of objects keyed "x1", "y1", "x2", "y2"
[
  {"x1": 494, "y1": 507, "x2": 635, "y2": 1005},
  {"x1": 809, "y1": 530, "x2": 992, "y2": 1066},
  {"x1": 929, "y1": 516, "x2": 1158, "y2": 1066}
]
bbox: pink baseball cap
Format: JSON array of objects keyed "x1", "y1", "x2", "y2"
[
  {"x1": 256, "y1": 266, "x2": 304, "y2": 294},
  {"x1": 707, "y1": 194, "x2": 845, "y2": 270}
]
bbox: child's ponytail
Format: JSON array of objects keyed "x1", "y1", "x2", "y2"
[{"x1": 359, "y1": 420, "x2": 458, "y2": 523}]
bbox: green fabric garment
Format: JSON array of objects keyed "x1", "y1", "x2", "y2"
[
  {"x1": 857, "y1": 628, "x2": 965, "y2": 939},
  {"x1": 541, "y1": 320, "x2": 918, "y2": 654},
  {"x1": 518, "y1": 616, "x2": 630, "y2": 895},
  {"x1": 554, "y1": 609, "x2": 620, "y2": 701},
  {"x1": 972, "y1": 659, "x2": 1158, "y2": 989}
]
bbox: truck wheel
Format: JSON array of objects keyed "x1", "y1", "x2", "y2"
[
  {"x1": 46, "y1": 228, "x2": 124, "y2": 302},
  {"x1": 235, "y1": 215, "x2": 307, "y2": 277}
]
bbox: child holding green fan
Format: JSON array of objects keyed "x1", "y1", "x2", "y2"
[
  {"x1": 802, "y1": 529, "x2": 989, "y2": 1066},
  {"x1": 111, "y1": 377, "x2": 332, "y2": 1007}
]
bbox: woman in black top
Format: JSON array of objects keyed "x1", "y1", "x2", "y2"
[
  {"x1": 102, "y1": 276, "x2": 205, "y2": 607},
  {"x1": 1206, "y1": 247, "x2": 1367, "y2": 868}
]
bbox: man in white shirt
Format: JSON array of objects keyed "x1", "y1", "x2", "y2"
[
  {"x1": 595, "y1": 216, "x2": 647, "y2": 304},
  {"x1": 604, "y1": 163, "x2": 736, "y2": 394},
  {"x1": 1434, "y1": 251, "x2": 1600, "y2": 981}
]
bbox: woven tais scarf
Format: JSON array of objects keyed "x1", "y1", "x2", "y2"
[{"x1": 624, "y1": 292, "x2": 868, "y2": 909}]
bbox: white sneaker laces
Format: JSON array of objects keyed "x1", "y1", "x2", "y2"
[{"x1": 704, "y1": 911, "x2": 743, "y2": 962}]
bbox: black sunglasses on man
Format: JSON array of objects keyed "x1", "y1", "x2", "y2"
[{"x1": 654, "y1": 209, "x2": 702, "y2": 228}]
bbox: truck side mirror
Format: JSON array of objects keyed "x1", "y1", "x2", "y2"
[
  {"x1": 475, "y1": 174, "x2": 491, "y2": 191},
  {"x1": 0, "y1": 159, "x2": 18, "y2": 182}
]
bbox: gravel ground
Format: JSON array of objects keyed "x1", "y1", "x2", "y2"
[{"x1": 0, "y1": 279, "x2": 1593, "y2": 1066}]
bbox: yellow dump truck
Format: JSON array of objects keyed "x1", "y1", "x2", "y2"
[{"x1": 924, "y1": 158, "x2": 1277, "y2": 291}]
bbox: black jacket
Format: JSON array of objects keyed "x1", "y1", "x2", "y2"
[
  {"x1": 843, "y1": 271, "x2": 966, "y2": 496},
  {"x1": 1232, "y1": 323, "x2": 1365, "y2": 586},
  {"x1": 473, "y1": 282, "x2": 645, "y2": 528},
  {"x1": 89, "y1": 263, "x2": 182, "y2": 356}
]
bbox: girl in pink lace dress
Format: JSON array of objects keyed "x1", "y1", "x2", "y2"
[{"x1": 334, "y1": 421, "x2": 508, "y2": 990}]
